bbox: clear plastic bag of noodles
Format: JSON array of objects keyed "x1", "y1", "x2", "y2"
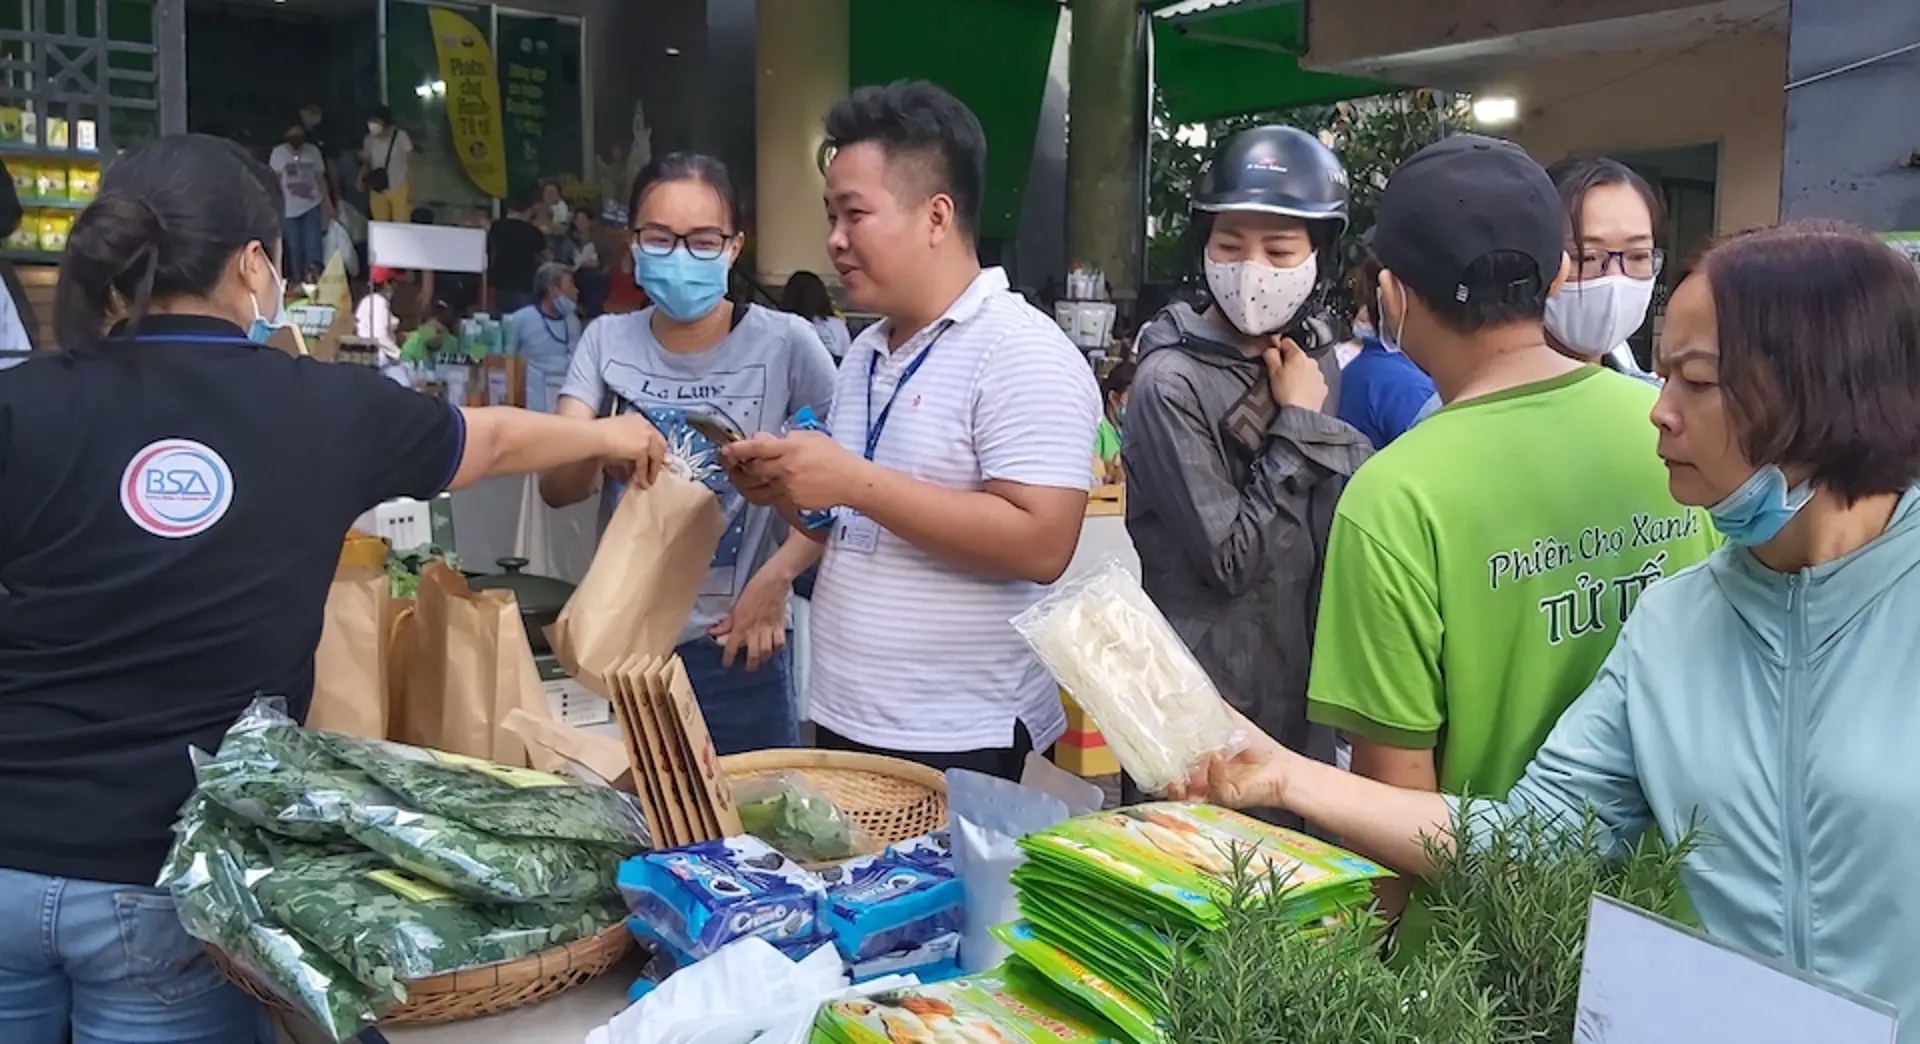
[
  {"x1": 1012, "y1": 558, "x2": 1245, "y2": 794},
  {"x1": 158, "y1": 794, "x2": 387, "y2": 1040}
]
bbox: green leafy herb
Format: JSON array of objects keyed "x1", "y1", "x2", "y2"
[
  {"x1": 1421, "y1": 804, "x2": 1701, "y2": 1044},
  {"x1": 1160, "y1": 845, "x2": 1500, "y2": 1044}
]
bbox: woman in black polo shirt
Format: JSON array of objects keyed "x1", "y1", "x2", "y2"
[{"x1": 0, "y1": 134, "x2": 667, "y2": 1043}]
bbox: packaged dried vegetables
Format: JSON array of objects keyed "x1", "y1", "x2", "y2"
[
  {"x1": 736, "y1": 771, "x2": 873, "y2": 863},
  {"x1": 322, "y1": 732, "x2": 650, "y2": 849},
  {"x1": 1012, "y1": 560, "x2": 1244, "y2": 794},
  {"x1": 255, "y1": 854, "x2": 624, "y2": 1000},
  {"x1": 192, "y1": 701, "x2": 394, "y2": 843},
  {"x1": 158, "y1": 795, "x2": 386, "y2": 1039},
  {"x1": 340, "y1": 800, "x2": 624, "y2": 905}
]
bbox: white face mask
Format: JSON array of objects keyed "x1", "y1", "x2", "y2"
[
  {"x1": 368, "y1": 121, "x2": 385, "y2": 137},
  {"x1": 1204, "y1": 253, "x2": 1319, "y2": 338},
  {"x1": 1544, "y1": 274, "x2": 1656, "y2": 357}
]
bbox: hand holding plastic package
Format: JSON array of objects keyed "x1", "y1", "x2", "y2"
[{"x1": 1012, "y1": 559, "x2": 1245, "y2": 793}]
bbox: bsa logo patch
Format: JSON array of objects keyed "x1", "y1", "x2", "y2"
[{"x1": 120, "y1": 439, "x2": 234, "y2": 539}]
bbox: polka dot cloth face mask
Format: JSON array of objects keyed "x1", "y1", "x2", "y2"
[{"x1": 1205, "y1": 253, "x2": 1318, "y2": 337}]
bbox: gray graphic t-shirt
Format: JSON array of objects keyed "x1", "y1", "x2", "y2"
[{"x1": 559, "y1": 303, "x2": 839, "y2": 644}]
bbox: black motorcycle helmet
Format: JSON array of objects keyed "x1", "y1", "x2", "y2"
[{"x1": 1189, "y1": 125, "x2": 1352, "y2": 351}]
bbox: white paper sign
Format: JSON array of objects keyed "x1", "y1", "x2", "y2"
[
  {"x1": 367, "y1": 221, "x2": 487, "y2": 274},
  {"x1": 1576, "y1": 895, "x2": 1897, "y2": 1044}
]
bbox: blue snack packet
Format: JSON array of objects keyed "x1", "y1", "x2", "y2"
[
  {"x1": 820, "y1": 851, "x2": 965, "y2": 964},
  {"x1": 849, "y1": 931, "x2": 963, "y2": 984},
  {"x1": 618, "y1": 837, "x2": 828, "y2": 960},
  {"x1": 783, "y1": 407, "x2": 837, "y2": 532},
  {"x1": 887, "y1": 831, "x2": 955, "y2": 873}
]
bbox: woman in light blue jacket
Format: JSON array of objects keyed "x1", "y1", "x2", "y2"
[{"x1": 1177, "y1": 221, "x2": 1920, "y2": 1031}]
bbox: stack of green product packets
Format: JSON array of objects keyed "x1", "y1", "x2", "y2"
[{"x1": 997, "y1": 803, "x2": 1395, "y2": 1043}]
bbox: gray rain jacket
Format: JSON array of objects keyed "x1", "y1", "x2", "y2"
[{"x1": 1122, "y1": 303, "x2": 1373, "y2": 773}]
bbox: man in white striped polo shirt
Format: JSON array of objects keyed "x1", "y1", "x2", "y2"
[{"x1": 725, "y1": 82, "x2": 1100, "y2": 779}]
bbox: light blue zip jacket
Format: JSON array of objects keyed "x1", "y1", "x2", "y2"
[{"x1": 1481, "y1": 483, "x2": 1920, "y2": 1033}]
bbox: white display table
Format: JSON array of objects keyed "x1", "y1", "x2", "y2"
[
  {"x1": 382, "y1": 966, "x2": 638, "y2": 1043},
  {"x1": 273, "y1": 961, "x2": 641, "y2": 1044}
]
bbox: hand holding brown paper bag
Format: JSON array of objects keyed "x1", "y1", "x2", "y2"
[{"x1": 552, "y1": 471, "x2": 728, "y2": 679}]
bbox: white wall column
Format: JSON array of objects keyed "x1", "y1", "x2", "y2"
[{"x1": 754, "y1": 0, "x2": 848, "y2": 289}]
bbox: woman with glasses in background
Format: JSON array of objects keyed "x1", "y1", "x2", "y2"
[
  {"x1": 538, "y1": 152, "x2": 837, "y2": 756},
  {"x1": 1543, "y1": 157, "x2": 1665, "y2": 384}
]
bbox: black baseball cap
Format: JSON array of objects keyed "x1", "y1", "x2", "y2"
[{"x1": 1372, "y1": 134, "x2": 1564, "y2": 310}]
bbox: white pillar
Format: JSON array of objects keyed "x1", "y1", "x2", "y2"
[{"x1": 753, "y1": 0, "x2": 848, "y2": 289}]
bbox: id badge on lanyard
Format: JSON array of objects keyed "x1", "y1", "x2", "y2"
[{"x1": 834, "y1": 320, "x2": 953, "y2": 555}]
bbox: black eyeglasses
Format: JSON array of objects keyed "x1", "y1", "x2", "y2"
[
  {"x1": 633, "y1": 223, "x2": 733, "y2": 261},
  {"x1": 1572, "y1": 247, "x2": 1666, "y2": 281}
]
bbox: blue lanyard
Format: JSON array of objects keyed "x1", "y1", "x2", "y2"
[{"x1": 864, "y1": 320, "x2": 953, "y2": 461}]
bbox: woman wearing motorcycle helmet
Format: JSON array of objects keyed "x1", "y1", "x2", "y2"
[{"x1": 1120, "y1": 124, "x2": 1372, "y2": 819}]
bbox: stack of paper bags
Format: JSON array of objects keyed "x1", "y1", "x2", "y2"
[
  {"x1": 545, "y1": 471, "x2": 733, "y2": 848},
  {"x1": 993, "y1": 803, "x2": 1395, "y2": 1043},
  {"x1": 605, "y1": 654, "x2": 741, "y2": 849}
]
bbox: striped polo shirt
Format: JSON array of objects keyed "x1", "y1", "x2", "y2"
[{"x1": 807, "y1": 267, "x2": 1101, "y2": 753}]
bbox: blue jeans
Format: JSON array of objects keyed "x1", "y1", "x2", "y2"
[
  {"x1": 283, "y1": 207, "x2": 325, "y2": 282},
  {"x1": 0, "y1": 867, "x2": 269, "y2": 1044},
  {"x1": 676, "y1": 639, "x2": 800, "y2": 756}
]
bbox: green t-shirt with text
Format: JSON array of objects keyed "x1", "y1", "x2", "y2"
[{"x1": 1308, "y1": 367, "x2": 1720, "y2": 798}]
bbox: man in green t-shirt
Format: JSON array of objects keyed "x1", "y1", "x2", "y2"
[{"x1": 1305, "y1": 136, "x2": 1718, "y2": 929}]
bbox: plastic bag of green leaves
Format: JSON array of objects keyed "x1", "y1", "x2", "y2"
[
  {"x1": 193, "y1": 699, "x2": 395, "y2": 844},
  {"x1": 736, "y1": 771, "x2": 875, "y2": 863},
  {"x1": 339, "y1": 798, "x2": 626, "y2": 904},
  {"x1": 256, "y1": 854, "x2": 625, "y2": 1001},
  {"x1": 321, "y1": 732, "x2": 650, "y2": 849},
  {"x1": 159, "y1": 795, "x2": 387, "y2": 1039}
]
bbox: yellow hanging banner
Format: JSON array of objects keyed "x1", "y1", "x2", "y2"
[{"x1": 428, "y1": 6, "x2": 508, "y2": 199}]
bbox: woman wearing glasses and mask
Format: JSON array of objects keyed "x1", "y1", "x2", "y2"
[
  {"x1": 1543, "y1": 156, "x2": 1665, "y2": 384},
  {"x1": 540, "y1": 152, "x2": 837, "y2": 755}
]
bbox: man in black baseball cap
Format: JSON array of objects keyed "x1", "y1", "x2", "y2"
[
  {"x1": 1369, "y1": 133, "x2": 1570, "y2": 391},
  {"x1": 1298, "y1": 134, "x2": 1720, "y2": 940}
]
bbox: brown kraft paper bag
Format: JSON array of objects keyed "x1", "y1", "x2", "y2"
[
  {"x1": 553, "y1": 472, "x2": 727, "y2": 680},
  {"x1": 399, "y1": 562, "x2": 549, "y2": 765},
  {"x1": 308, "y1": 563, "x2": 392, "y2": 738}
]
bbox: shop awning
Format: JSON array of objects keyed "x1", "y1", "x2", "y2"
[
  {"x1": 849, "y1": 0, "x2": 1061, "y2": 245},
  {"x1": 1152, "y1": 0, "x2": 1401, "y2": 124}
]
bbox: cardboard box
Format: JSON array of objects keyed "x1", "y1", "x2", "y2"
[{"x1": 1054, "y1": 688, "x2": 1120, "y2": 777}]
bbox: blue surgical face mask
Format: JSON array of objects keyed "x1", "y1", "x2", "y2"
[
  {"x1": 247, "y1": 258, "x2": 289, "y2": 344},
  {"x1": 1380, "y1": 300, "x2": 1407, "y2": 355},
  {"x1": 634, "y1": 244, "x2": 729, "y2": 322},
  {"x1": 1708, "y1": 465, "x2": 1813, "y2": 547}
]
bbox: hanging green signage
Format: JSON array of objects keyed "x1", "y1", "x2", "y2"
[{"x1": 495, "y1": 11, "x2": 584, "y2": 206}]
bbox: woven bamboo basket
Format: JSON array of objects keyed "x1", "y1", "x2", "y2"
[
  {"x1": 211, "y1": 919, "x2": 633, "y2": 1028},
  {"x1": 719, "y1": 747, "x2": 950, "y2": 853},
  {"x1": 215, "y1": 749, "x2": 945, "y2": 1029}
]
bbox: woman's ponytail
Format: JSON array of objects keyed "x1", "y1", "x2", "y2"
[
  {"x1": 49, "y1": 133, "x2": 282, "y2": 352},
  {"x1": 54, "y1": 193, "x2": 165, "y2": 350}
]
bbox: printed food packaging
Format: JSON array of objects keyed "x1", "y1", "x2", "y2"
[
  {"x1": 1002, "y1": 803, "x2": 1396, "y2": 1042},
  {"x1": 619, "y1": 836, "x2": 829, "y2": 960},
  {"x1": 813, "y1": 972, "x2": 1126, "y2": 1044}
]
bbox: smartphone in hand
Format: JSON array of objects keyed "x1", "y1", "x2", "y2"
[{"x1": 686, "y1": 413, "x2": 744, "y2": 447}]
